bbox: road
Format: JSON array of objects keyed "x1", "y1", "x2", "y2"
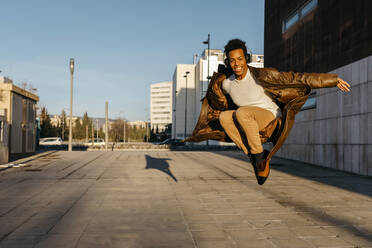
[{"x1": 0, "y1": 151, "x2": 371, "y2": 248}]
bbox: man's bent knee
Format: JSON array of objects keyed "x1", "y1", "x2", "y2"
[{"x1": 235, "y1": 108, "x2": 255, "y2": 122}]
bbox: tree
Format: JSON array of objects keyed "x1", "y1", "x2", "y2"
[
  {"x1": 81, "y1": 112, "x2": 93, "y2": 141},
  {"x1": 40, "y1": 107, "x2": 58, "y2": 138},
  {"x1": 60, "y1": 110, "x2": 67, "y2": 140},
  {"x1": 109, "y1": 119, "x2": 124, "y2": 142},
  {"x1": 74, "y1": 117, "x2": 83, "y2": 139}
]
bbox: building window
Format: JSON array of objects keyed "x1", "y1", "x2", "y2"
[
  {"x1": 282, "y1": 0, "x2": 317, "y2": 33},
  {"x1": 301, "y1": 92, "x2": 316, "y2": 110},
  {"x1": 151, "y1": 96, "x2": 170, "y2": 99},
  {"x1": 152, "y1": 101, "x2": 170, "y2": 104}
]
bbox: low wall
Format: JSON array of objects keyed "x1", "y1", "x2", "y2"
[
  {"x1": 0, "y1": 145, "x2": 8, "y2": 164},
  {"x1": 276, "y1": 56, "x2": 372, "y2": 176}
]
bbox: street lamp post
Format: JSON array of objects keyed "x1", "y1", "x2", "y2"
[
  {"x1": 203, "y1": 34, "x2": 210, "y2": 146},
  {"x1": 105, "y1": 101, "x2": 108, "y2": 152},
  {"x1": 68, "y1": 58, "x2": 74, "y2": 152},
  {"x1": 183, "y1": 71, "x2": 190, "y2": 139},
  {"x1": 96, "y1": 119, "x2": 98, "y2": 141},
  {"x1": 123, "y1": 119, "x2": 126, "y2": 144},
  {"x1": 61, "y1": 118, "x2": 65, "y2": 141},
  {"x1": 91, "y1": 121, "x2": 94, "y2": 146},
  {"x1": 203, "y1": 33, "x2": 211, "y2": 83}
]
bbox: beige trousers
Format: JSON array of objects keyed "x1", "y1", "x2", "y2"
[{"x1": 219, "y1": 106, "x2": 275, "y2": 155}]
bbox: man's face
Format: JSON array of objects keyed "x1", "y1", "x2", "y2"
[{"x1": 228, "y1": 48, "x2": 248, "y2": 80}]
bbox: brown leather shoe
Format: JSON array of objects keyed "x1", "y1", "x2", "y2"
[
  {"x1": 252, "y1": 150, "x2": 270, "y2": 185},
  {"x1": 256, "y1": 159, "x2": 270, "y2": 185}
]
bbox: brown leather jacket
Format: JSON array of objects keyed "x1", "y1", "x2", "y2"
[{"x1": 185, "y1": 65, "x2": 338, "y2": 162}]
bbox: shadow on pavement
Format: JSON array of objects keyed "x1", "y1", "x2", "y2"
[
  {"x1": 144, "y1": 155, "x2": 177, "y2": 182},
  {"x1": 212, "y1": 150, "x2": 372, "y2": 197}
]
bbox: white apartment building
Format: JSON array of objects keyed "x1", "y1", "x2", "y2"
[
  {"x1": 172, "y1": 64, "x2": 196, "y2": 139},
  {"x1": 128, "y1": 120, "x2": 147, "y2": 129},
  {"x1": 150, "y1": 81, "x2": 172, "y2": 131},
  {"x1": 250, "y1": 54, "x2": 264, "y2": 68}
]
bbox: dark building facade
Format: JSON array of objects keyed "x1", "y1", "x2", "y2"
[
  {"x1": 265, "y1": 0, "x2": 372, "y2": 73},
  {"x1": 264, "y1": 0, "x2": 372, "y2": 176}
]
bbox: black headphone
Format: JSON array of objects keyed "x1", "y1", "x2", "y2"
[{"x1": 224, "y1": 51, "x2": 251, "y2": 68}]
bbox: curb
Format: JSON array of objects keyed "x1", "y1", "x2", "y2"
[{"x1": 0, "y1": 150, "x2": 58, "y2": 171}]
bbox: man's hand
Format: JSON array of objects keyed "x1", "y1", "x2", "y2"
[{"x1": 337, "y1": 77, "x2": 351, "y2": 92}]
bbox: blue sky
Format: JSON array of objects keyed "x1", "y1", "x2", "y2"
[{"x1": 0, "y1": 0, "x2": 264, "y2": 121}]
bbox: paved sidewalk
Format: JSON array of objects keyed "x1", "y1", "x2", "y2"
[{"x1": 0, "y1": 151, "x2": 371, "y2": 248}]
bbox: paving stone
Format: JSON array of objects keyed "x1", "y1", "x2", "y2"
[
  {"x1": 260, "y1": 228, "x2": 298, "y2": 239},
  {"x1": 34, "y1": 234, "x2": 80, "y2": 248},
  {"x1": 226, "y1": 229, "x2": 265, "y2": 241},
  {"x1": 237, "y1": 239, "x2": 276, "y2": 248},
  {"x1": 195, "y1": 240, "x2": 233, "y2": 248},
  {"x1": 191, "y1": 230, "x2": 227, "y2": 241},
  {"x1": 188, "y1": 222, "x2": 222, "y2": 231},
  {"x1": 76, "y1": 234, "x2": 139, "y2": 248},
  {"x1": 270, "y1": 237, "x2": 313, "y2": 248},
  {"x1": 290, "y1": 226, "x2": 336, "y2": 238},
  {"x1": 306, "y1": 237, "x2": 354, "y2": 247},
  {"x1": 0, "y1": 235, "x2": 43, "y2": 248}
]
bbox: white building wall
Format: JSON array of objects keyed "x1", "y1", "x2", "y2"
[
  {"x1": 172, "y1": 64, "x2": 196, "y2": 139},
  {"x1": 276, "y1": 55, "x2": 372, "y2": 176},
  {"x1": 150, "y1": 81, "x2": 172, "y2": 131}
]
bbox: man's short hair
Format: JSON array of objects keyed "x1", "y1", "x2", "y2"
[{"x1": 224, "y1": 39, "x2": 248, "y2": 58}]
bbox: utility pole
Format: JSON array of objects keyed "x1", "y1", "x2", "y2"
[
  {"x1": 96, "y1": 119, "x2": 98, "y2": 141},
  {"x1": 123, "y1": 120, "x2": 126, "y2": 144},
  {"x1": 203, "y1": 33, "x2": 211, "y2": 83},
  {"x1": 62, "y1": 118, "x2": 64, "y2": 141},
  {"x1": 85, "y1": 125, "x2": 88, "y2": 143},
  {"x1": 68, "y1": 58, "x2": 74, "y2": 152},
  {"x1": 105, "y1": 101, "x2": 108, "y2": 151},
  {"x1": 203, "y1": 34, "x2": 211, "y2": 146},
  {"x1": 146, "y1": 121, "x2": 149, "y2": 143},
  {"x1": 184, "y1": 71, "x2": 190, "y2": 139},
  {"x1": 91, "y1": 121, "x2": 94, "y2": 145}
]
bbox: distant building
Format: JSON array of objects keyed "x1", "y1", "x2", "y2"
[
  {"x1": 172, "y1": 64, "x2": 196, "y2": 139},
  {"x1": 249, "y1": 54, "x2": 264, "y2": 68},
  {"x1": 265, "y1": 0, "x2": 372, "y2": 175},
  {"x1": 50, "y1": 115, "x2": 80, "y2": 128},
  {"x1": 127, "y1": 120, "x2": 146, "y2": 129},
  {"x1": 150, "y1": 81, "x2": 172, "y2": 131},
  {"x1": 0, "y1": 77, "x2": 39, "y2": 162},
  {"x1": 195, "y1": 49, "x2": 225, "y2": 103}
]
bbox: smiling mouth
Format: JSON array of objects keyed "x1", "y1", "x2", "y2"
[{"x1": 234, "y1": 67, "x2": 242, "y2": 72}]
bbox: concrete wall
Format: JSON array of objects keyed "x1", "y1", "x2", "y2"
[
  {"x1": 276, "y1": 55, "x2": 372, "y2": 176},
  {"x1": 0, "y1": 116, "x2": 9, "y2": 164},
  {"x1": 10, "y1": 94, "x2": 36, "y2": 154}
]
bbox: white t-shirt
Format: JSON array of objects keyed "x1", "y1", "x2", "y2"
[{"x1": 222, "y1": 69, "x2": 280, "y2": 117}]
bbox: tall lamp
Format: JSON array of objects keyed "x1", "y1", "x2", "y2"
[
  {"x1": 183, "y1": 71, "x2": 190, "y2": 139},
  {"x1": 68, "y1": 58, "x2": 74, "y2": 152}
]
